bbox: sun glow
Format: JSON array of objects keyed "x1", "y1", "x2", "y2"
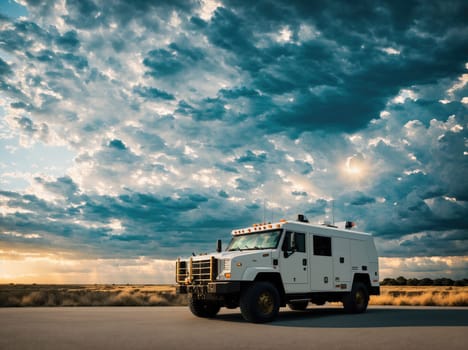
[{"x1": 344, "y1": 154, "x2": 367, "y2": 177}]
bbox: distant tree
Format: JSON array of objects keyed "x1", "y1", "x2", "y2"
[
  {"x1": 381, "y1": 277, "x2": 467, "y2": 286},
  {"x1": 418, "y1": 278, "x2": 434, "y2": 286},
  {"x1": 396, "y1": 276, "x2": 407, "y2": 286},
  {"x1": 434, "y1": 278, "x2": 454, "y2": 286},
  {"x1": 407, "y1": 278, "x2": 420, "y2": 286},
  {"x1": 381, "y1": 278, "x2": 397, "y2": 285}
]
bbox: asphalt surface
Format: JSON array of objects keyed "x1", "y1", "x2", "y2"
[{"x1": 1, "y1": 306, "x2": 467, "y2": 350}]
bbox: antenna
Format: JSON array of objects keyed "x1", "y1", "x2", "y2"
[
  {"x1": 332, "y1": 200, "x2": 335, "y2": 225},
  {"x1": 263, "y1": 198, "x2": 266, "y2": 224}
]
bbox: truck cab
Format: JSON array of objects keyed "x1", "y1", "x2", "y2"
[{"x1": 176, "y1": 215, "x2": 380, "y2": 323}]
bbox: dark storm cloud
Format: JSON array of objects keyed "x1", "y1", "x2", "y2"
[
  {"x1": 133, "y1": 85, "x2": 175, "y2": 101},
  {"x1": 215, "y1": 163, "x2": 239, "y2": 174},
  {"x1": 0, "y1": 19, "x2": 52, "y2": 52},
  {"x1": 386, "y1": 229, "x2": 467, "y2": 258},
  {"x1": 0, "y1": 58, "x2": 12, "y2": 76},
  {"x1": 339, "y1": 170, "x2": 468, "y2": 254},
  {"x1": 56, "y1": 0, "x2": 197, "y2": 28},
  {"x1": 0, "y1": 177, "x2": 229, "y2": 256},
  {"x1": 59, "y1": 53, "x2": 88, "y2": 70},
  {"x1": 345, "y1": 192, "x2": 376, "y2": 206},
  {"x1": 143, "y1": 49, "x2": 185, "y2": 77},
  {"x1": 55, "y1": 30, "x2": 80, "y2": 50},
  {"x1": 236, "y1": 150, "x2": 267, "y2": 163},
  {"x1": 219, "y1": 86, "x2": 260, "y2": 99},
  {"x1": 206, "y1": 7, "x2": 257, "y2": 54},
  {"x1": 176, "y1": 98, "x2": 227, "y2": 121},
  {"x1": 108, "y1": 139, "x2": 127, "y2": 150},
  {"x1": 12, "y1": 115, "x2": 49, "y2": 141},
  {"x1": 1, "y1": 176, "x2": 250, "y2": 257},
  {"x1": 205, "y1": 0, "x2": 468, "y2": 134},
  {"x1": 125, "y1": 128, "x2": 167, "y2": 152},
  {"x1": 143, "y1": 43, "x2": 205, "y2": 78},
  {"x1": 305, "y1": 199, "x2": 328, "y2": 216},
  {"x1": 35, "y1": 176, "x2": 80, "y2": 199}
]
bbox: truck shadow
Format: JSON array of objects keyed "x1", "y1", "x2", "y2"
[{"x1": 216, "y1": 307, "x2": 468, "y2": 328}]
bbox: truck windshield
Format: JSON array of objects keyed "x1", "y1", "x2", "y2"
[{"x1": 226, "y1": 229, "x2": 282, "y2": 251}]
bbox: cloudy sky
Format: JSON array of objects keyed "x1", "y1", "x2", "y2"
[{"x1": 0, "y1": 0, "x2": 467, "y2": 284}]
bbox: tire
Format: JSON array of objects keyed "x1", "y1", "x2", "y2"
[
  {"x1": 288, "y1": 300, "x2": 309, "y2": 311},
  {"x1": 343, "y1": 282, "x2": 369, "y2": 314},
  {"x1": 240, "y1": 282, "x2": 280, "y2": 323},
  {"x1": 189, "y1": 297, "x2": 221, "y2": 318}
]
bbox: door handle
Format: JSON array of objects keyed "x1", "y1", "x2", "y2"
[{"x1": 302, "y1": 258, "x2": 307, "y2": 266}]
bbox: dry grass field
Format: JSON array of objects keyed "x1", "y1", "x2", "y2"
[
  {"x1": 1, "y1": 284, "x2": 467, "y2": 307},
  {"x1": 0, "y1": 284, "x2": 187, "y2": 307},
  {"x1": 370, "y1": 286, "x2": 468, "y2": 306}
]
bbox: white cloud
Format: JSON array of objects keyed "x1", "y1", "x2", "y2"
[
  {"x1": 379, "y1": 256, "x2": 468, "y2": 279},
  {"x1": 198, "y1": 0, "x2": 221, "y2": 21},
  {"x1": 276, "y1": 26, "x2": 293, "y2": 43},
  {"x1": 381, "y1": 47, "x2": 400, "y2": 55},
  {"x1": 392, "y1": 89, "x2": 418, "y2": 104}
]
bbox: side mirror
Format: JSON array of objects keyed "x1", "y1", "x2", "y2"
[
  {"x1": 283, "y1": 232, "x2": 296, "y2": 258},
  {"x1": 216, "y1": 239, "x2": 222, "y2": 253},
  {"x1": 290, "y1": 232, "x2": 296, "y2": 250}
]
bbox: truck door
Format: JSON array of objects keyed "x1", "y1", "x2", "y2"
[
  {"x1": 333, "y1": 238, "x2": 351, "y2": 286},
  {"x1": 280, "y1": 231, "x2": 309, "y2": 293},
  {"x1": 309, "y1": 234, "x2": 334, "y2": 291}
]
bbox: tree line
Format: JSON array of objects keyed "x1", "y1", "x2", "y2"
[{"x1": 381, "y1": 276, "x2": 468, "y2": 286}]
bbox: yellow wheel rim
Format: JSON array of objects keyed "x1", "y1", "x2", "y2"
[
  {"x1": 355, "y1": 290, "x2": 364, "y2": 306},
  {"x1": 258, "y1": 292, "x2": 274, "y2": 314}
]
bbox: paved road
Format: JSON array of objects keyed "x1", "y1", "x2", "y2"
[{"x1": 1, "y1": 306, "x2": 467, "y2": 350}]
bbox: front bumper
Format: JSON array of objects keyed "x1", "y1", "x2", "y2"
[{"x1": 177, "y1": 281, "x2": 241, "y2": 295}]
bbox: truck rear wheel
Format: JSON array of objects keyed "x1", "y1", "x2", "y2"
[
  {"x1": 343, "y1": 282, "x2": 369, "y2": 313},
  {"x1": 288, "y1": 300, "x2": 309, "y2": 311},
  {"x1": 240, "y1": 282, "x2": 280, "y2": 323},
  {"x1": 189, "y1": 297, "x2": 220, "y2": 318}
]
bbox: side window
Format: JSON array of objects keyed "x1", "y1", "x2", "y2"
[
  {"x1": 282, "y1": 231, "x2": 306, "y2": 252},
  {"x1": 295, "y1": 233, "x2": 306, "y2": 253},
  {"x1": 313, "y1": 235, "x2": 331, "y2": 256}
]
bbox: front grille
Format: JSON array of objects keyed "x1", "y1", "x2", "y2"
[
  {"x1": 176, "y1": 259, "x2": 188, "y2": 283},
  {"x1": 191, "y1": 258, "x2": 216, "y2": 284},
  {"x1": 176, "y1": 257, "x2": 218, "y2": 285}
]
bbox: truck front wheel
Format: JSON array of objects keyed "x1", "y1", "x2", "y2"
[
  {"x1": 189, "y1": 297, "x2": 221, "y2": 318},
  {"x1": 240, "y1": 282, "x2": 280, "y2": 323},
  {"x1": 343, "y1": 282, "x2": 369, "y2": 313}
]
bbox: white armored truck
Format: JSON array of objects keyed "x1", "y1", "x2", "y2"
[{"x1": 176, "y1": 215, "x2": 380, "y2": 323}]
